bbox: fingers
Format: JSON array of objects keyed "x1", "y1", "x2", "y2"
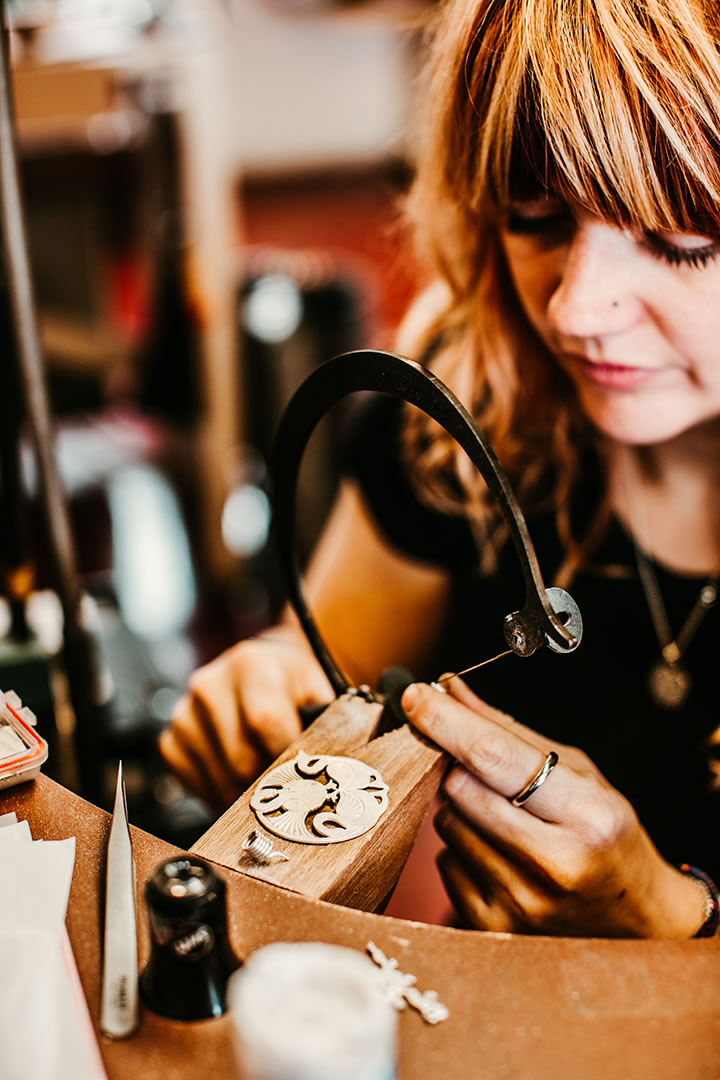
[
  {"x1": 158, "y1": 720, "x2": 236, "y2": 812},
  {"x1": 443, "y1": 675, "x2": 599, "y2": 776},
  {"x1": 435, "y1": 789, "x2": 567, "y2": 896},
  {"x1": 288, "y1": 648, "x2": 335, "y2": 707},
  {"x1": 240, "y1": 675, "x2": 306, "y2": 760},
  {"x1": 239, "y1": 637, "x2": 332, "y2": 758},
  {"x1": 188, "y1": 654, "x2": 266, "y2": 774},
  {"x1": 159, "y1": 635, "x2": 330, "y2": 810},
  {"x1": 439, "y1": 674, "x2": 518, "y2": 729},
  {"x1": 402, "y1": 682, "x2": 571, "y2": 820},
  {"x1": 435, "y1": 802, "x2": 500, "y2": 896},
  {"x1": 409, "y1": 682, "x2": 664, "y2": 937},
  {"x1": 158, "y1": 656, "x2": 268, "y2": 809},
  {"x1": 436, "y1": 849, "x2": 513, "y2": 933},
  {"x1": 160, "y1": 688, "x2": 252, "y2": 807},
  {"x1": 441, "y1": 765, "x2": 555, "y2": 851},
  {"x1": 435, "y1": 807, "x2": 570, "y2": 934}
]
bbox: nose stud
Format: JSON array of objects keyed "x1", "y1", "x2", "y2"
[{"x1": 611, "y1": 299, "x2": 620, "y2": 308}]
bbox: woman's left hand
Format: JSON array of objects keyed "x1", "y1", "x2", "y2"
[{"x1": 401, "y1": 678, "x2": 706, "y2": 938}]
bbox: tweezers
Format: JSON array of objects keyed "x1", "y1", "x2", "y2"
[{"x1": 100, "y1": 761, "x2": 138, "y2": 1038}]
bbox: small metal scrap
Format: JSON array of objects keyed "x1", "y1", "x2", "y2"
[
  {"x1": 366, "y1": 941, "x2": 449, "y2": 1025},
  {"x1": 241, "y1": 830, "x2": 290, "y2": 865}
]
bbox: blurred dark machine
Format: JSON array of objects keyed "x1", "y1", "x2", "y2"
[
  {"x1": 0, "y1": 0, "x2": 370, "y2": 845},
  {"x1": 0, "y1": 1, "x2": 212, "y2": 844}
]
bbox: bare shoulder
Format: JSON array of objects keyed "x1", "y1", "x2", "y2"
[{"x1": 393, "y1": 280, "x2": 451, "y2": 358}]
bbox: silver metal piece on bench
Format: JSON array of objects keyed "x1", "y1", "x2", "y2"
[
  {"x1": 250, "y1": 749, "x2": 389, "y2": 844},
  {"x1": 241, "y1": 830, "x2": 290, "y2": 865}
]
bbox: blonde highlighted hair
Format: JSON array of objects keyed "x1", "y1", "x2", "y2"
[{"x1": 403, "y1": 0, "x2": 720, "y2": 579}]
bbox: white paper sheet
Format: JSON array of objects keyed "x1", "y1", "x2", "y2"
[
  {"x1": 0, "y1": 818, "x2": 32, "y2": 845},
  {"x1": 0, "y1": 818, "x2": 107, "y2": 1080}
]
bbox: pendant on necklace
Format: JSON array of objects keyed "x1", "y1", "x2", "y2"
[{"x1": 648, "y1": 659, "x2": 692, "y2": 709}]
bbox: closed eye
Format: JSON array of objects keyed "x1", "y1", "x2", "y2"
[
  {"x1": 502, "y1": 199, "x2": 573, "y2": 241},
  {"x1": 642, "y1": 230, "x2": 720, "y2": 270},
  {"x1": 504, "y1": 212, "x2": 572, "y2": 236}
]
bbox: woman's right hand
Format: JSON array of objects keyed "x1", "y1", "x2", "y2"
[
  {"x1": 158, "y1": 632, "x2": 334, "y2": 811},
  {"x1": 158, "y1": 479, "x2": 451, "y2": 812}
]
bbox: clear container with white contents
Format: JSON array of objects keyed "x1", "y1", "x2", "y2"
[
  {"x1": 227, "y1": 941, "x2": 397, "y2": 1080},
  {"x1": 0, "y1": 689, "x2": 49, "y2": 789}
]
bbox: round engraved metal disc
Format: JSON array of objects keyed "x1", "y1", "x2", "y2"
[
  {"x1": 648, "y1": 660, "x2": 692, "y2": 709},
  {"x1": 544, "y1": 587, "x2": 583, "y2": 654},
  {"x1": 250, "y1": 749, "x2": 389, "y2": 845}
]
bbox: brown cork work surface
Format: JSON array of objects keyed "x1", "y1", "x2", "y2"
[{"x1": 2, "y1": 772, "x2": 719, "y2": 1080}]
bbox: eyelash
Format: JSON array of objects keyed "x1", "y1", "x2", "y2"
[
  {"x1": 504, "y1": 213, "x2": 720, "y2": 270},
  {"x1": 643, "y1": 235, "x2": 720, "y2": 269},
  {"x1": 504, "y1": 213, "x2": 571, "y2": 236}
]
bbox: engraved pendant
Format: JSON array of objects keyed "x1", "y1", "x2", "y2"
[
  {"x1": 648, "y1": 659, "x2": 692, "y2": 709},
  {"x1": 250, "y1": 749, "x2": 389, "y2": 845}
]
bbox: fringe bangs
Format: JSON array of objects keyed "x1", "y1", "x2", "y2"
[
  {"x1": 403, "y1": 0, "x2": 720, "y2": 580},
  {"x1": 468, "y1": 0, "x2": 720, "y2": 235}
]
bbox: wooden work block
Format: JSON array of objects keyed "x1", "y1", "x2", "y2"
[{"x1": 192, "y1": 693, "x2": 448, "y2": 912}]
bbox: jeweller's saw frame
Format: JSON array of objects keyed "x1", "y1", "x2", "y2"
[
  {"x1": 193, "y1": 351, "x2": 583, "y2": 910},
  {"x1": 272, "y1": 350, "x2": 581, "y2": 679}
]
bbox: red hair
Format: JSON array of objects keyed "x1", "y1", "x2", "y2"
[{"x1": 402, "y1": 0, "x2": 720, "y2": 578}]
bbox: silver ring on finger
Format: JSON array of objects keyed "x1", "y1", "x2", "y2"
[{"x1": 509, "y1": 751, "x2": 558, "y2": 807}]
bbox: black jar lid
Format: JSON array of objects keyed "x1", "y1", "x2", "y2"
[{"x1": 145, "y1": 855, "x2": 225, "y2": 915}]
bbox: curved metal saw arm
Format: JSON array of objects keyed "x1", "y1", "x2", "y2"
[{"x1": 270, "y1": 350, "x2": 581, "y2": 699}]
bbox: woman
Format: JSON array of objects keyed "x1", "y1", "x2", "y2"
[{"x1": 160, "y1": 0, "x2": 720, "y2": 939}]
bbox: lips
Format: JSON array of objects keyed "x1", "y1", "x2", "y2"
[{"x1": 567, "y1": 355, "x2": 667, "y2": 390}]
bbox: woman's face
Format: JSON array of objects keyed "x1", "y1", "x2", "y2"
[{"x1": 499, "y1": 197, "x2": 720, "y2": 447}]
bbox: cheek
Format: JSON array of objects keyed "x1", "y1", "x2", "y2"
[
  {"x1": 501, "y1": 242, "x2": 559, "y2": 328},
  {"x1": 654, "y1": 287, "x2": 720, "y2": 384}
]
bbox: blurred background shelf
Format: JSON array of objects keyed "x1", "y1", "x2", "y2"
[{"x1": 3, "y1": 0, "x2": 428, "y2": 853}]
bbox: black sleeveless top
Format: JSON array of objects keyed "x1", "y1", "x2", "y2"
[{"x1": 343, "y1": 393, "x2": 720, "y2": 882}]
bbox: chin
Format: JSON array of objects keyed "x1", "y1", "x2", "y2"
[{"x1": 582, "y1": 400, "x2": 703, "y2": 448}]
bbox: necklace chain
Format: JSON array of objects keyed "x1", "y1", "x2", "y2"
[
  {"x1": 633, "y1": 547, "x2": 717, "y2": 708},
  {"x1": 621, "y1": 452, "x2": 719, "y2": 708},
  {"x1": 634, "y1": 547, "x2": 717, "y2": 659}
]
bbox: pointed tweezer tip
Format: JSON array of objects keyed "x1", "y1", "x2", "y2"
[{"x1": 113, "y1": 760, "x2": 128, "y2": 819}]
